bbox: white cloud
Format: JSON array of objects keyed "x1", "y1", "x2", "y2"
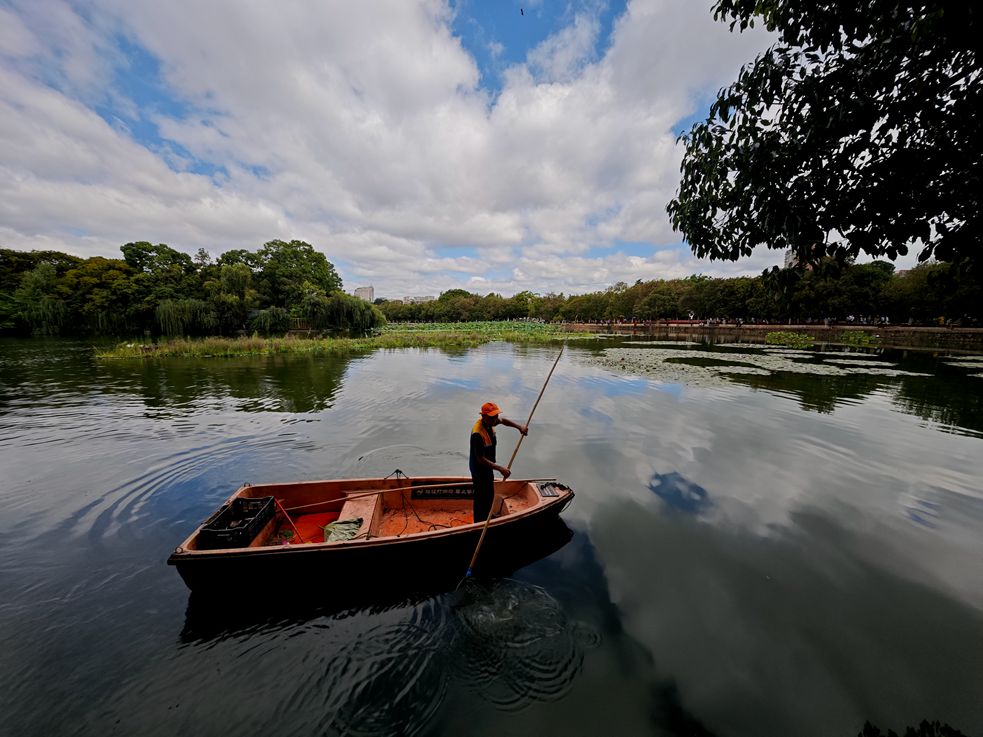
[
  {"x1": 527, "y1": 12, "x2": 600, "y2": 83},
  {"x1": 0, "y1": 0, "x2": 776, "y2": 297},
  {"x1": 0, "y1": 7, "x2": 40, "y2": 57}
]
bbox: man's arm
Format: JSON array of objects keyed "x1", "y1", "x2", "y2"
[{"x1": 499, "y1": 417, "x2": 529, "y2": 436}]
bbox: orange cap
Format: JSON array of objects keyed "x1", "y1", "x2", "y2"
[{"x1": 480, "y1": 401, "x2": 501, "y2": 416}]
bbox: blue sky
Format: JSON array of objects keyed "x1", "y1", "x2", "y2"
[
  {"x1": 0, "y1": 0, "x2": 783, "y2": 298},
  {"x1": 450, "y1": 0, "x2": 627, "y2": 94}
]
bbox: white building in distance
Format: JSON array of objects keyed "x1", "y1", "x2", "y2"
[
  {"x1": 354, "y1": 286, "x2": 374, "y2": 302},
  {"x1": 404, "y1": 296, "x2": 435, "y2": 304}
]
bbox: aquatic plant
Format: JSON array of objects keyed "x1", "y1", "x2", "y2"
[
  {"x1": 765, "y1": 331, "x2": 815, "y2": 349},
  {"x1": 841, "y1": 330, "x2": 880, "y2": 348},
  {"x1": 94, "y1": 322, "x2": 589, "y2": 360}
]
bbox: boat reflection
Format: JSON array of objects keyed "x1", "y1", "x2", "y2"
[
  {"x1": 177, "y1": 519, "x2": 590, "y2": 737},
  {"x1": 179, "y1": 516, "x2": 575, "y2": 642}
]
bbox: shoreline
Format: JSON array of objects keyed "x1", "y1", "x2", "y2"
[
  {"x1": 93, "y1": 324, "x2": 585, "y2": 359},
  {"x1": 563, "y1": 322, "x2": 983, "y2": 352}
]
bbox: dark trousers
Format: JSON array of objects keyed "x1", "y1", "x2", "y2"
[{"x1": 472, "y1": 475, "x2": 494, "y2": 523}]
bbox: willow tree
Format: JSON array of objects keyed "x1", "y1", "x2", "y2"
[
  {"x1": 203, "y1": 263, "x2": 256, "y2": 334},
  {"x1": 299, "y1": 282, "x2": 384, "y2": 334},
  {"x1": 667, "y1": 2, "x2": 981, "y2": 271},
  {"x1": 155, "y1": 299, "x2": 216, "y2": 337},
  {"x1": 13, "y1": 263, "x2": 67, "y2": 335}
]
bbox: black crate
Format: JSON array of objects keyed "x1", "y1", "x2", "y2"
[{"x1": 198, "y1": 496, "x2": 275, "y2": 550}]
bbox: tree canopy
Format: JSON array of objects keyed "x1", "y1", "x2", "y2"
[
  {"x1": 667, "y1": 1, "x2": 981, "y2": 269},
  {"x1": 2, "y1": 243, "x2": 980, "y2": 334},
  {"x1": 0, "y1": 240, "x2": 385, "y2": 337}
]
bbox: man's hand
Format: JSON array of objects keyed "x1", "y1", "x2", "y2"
[
  {"x1": 497, "y1": 465, "x2": 511, "y2": 480},
  {"x1": 518, "y1": 424, "x2": 528, "y2": 436}
]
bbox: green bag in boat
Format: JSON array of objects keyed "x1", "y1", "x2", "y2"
[{"x1": 320, "y1": 518, "x2": 363, "y2": 542}]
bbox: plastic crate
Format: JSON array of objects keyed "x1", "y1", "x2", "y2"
[{"x1": 198, "y1": 496, "x2": 275, "y2": 550}]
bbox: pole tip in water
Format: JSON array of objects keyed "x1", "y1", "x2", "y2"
[{"x1": 466, "y1": 568, "x2": 472, "y2": 578}]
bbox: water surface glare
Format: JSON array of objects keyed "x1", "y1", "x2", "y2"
[{"x1": 1, "y1": 337, "x2": 982, "y2": 737}]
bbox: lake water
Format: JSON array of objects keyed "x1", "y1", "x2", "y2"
[{"x1": 1, "y1": 337, "x2": 981, "y2": 737}]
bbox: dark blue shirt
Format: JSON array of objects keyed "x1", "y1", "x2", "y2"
[{"x1": 469, "y1": 418, "x2": 496, "y2": 480}]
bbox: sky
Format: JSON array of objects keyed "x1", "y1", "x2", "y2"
[{"x1": 0, "y1": 0, "x2": 782, "y2": 299}]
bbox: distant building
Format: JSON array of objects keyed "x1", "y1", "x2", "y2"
[
  {"x1": 403, "y1": 296, "x2": 435, "y2": 304},
  {"x1": 354, "y1": 286, "x2": 374, "y2": 302}
]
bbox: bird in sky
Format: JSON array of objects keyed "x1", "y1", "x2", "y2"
[{"x1": 520, "y1": 8, "x2": 524, "y2": 15}]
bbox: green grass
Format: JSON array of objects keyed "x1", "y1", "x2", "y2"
[
  {"x1": 765, "y1": 331, "x2": 815, "y2": 349},
  {"x1": 95, "y1": 322, "x2": 588, "y2": 360}
]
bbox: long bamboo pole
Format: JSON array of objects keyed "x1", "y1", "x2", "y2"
[
  {"x1": 463, "y1": 345, "x2": 564, "y2": 579},
  {"x1": 272, "y1": 496, "x2": 306, "y2": 543}
]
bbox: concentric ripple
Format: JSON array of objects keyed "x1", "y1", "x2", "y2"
[{"x1": 449, "y1": 578, "x2": 600, "y2": 711}]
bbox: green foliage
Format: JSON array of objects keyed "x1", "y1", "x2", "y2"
[
  {"x1": 668, "y1": 1, "x2": 981, "y2": 270},
  {"x1": 59, "y1": 257, "x2": 140, "y2": 334},
  {"x1": 122, "y1": 242, "x2": 199, "y2": 321},
  {"x1": 301, "y1": 287, "x2": 385, "y2": 334},
  {"x1": 255, "y1": 240, "x2": 343, "y2": 307},
  {"x1": 560, "y1": 293, "x2": 609, "y2": 322},
  {"x1": 251, "y1": 306, "x2": 291, "y2": 336},
  {"x1": 383, "y1": 321, "x2": 568, "y2": 339},
  {"x1": 1, "y1": 235, "x2": 981, "y2": 340},
  {"x1": 13, "y1": 263, "x2": 68, "y2": 334},
  {"x1": 765, "y1": 331, "x2": 814, "y2": 349},
  {"x1": 0, "y1": 241, "x2": 351, "y2": 337},
  {"x1": 96, "y1": 322, "x2": 580, "y2": 360},
  {"x1": 202, "y1": 262, "x2": 256, "y2": 333},
  {"x1": 528, "y1": 293, "x2": 566, "y2": 321},
  {"x1": 155, "y1": 299, "x2": 217, "y2": 337},
  {"x1": 219, "y1": 262, "x2": 252, "y2": 301},
  {"x1": 121, "y1": 241, "x2": 195, "y2": 277},
  {"x1": 1, "y1": 248, "x2": 81, "y2": 294},
  {"x1": 437, "y1": 289, "x2": 474, "y2": 302},
  {"x1": 841, "y1": 331, "x2": 880, "y2": 348}
]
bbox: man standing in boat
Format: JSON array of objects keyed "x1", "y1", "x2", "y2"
[{"x1": 470, "y1": 402, "x2": 528, "y2": 523}]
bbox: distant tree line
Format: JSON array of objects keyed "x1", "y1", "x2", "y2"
[
  {"x1": 378, "y1": 261, "x2": 981, "y2": 326},
  {"x1": 0, "y1": 240, "x2": 385, "y2": 337},
  {"x1": 3, "y1": 244, "x2": 980, "y2": 337}
]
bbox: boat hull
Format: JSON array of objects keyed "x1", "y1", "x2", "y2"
[{"x1": 168, "y1": 477, "x2": 574, "y2": 593}]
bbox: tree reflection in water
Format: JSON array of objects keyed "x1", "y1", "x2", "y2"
[
  {"x1": 97, "y1": 351, "x2": 353, "y2": 413},
  {"x1": 725, "y1": 353, "x2": 983, "y2": 436}
]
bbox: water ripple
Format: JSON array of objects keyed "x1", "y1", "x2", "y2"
[{"x1": 449, "y1": 578, "x2": 600, "y2": 711}]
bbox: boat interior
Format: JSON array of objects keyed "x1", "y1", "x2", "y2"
[{"x1": 184, "y1": 478, "x2": 550, "y2": 550}]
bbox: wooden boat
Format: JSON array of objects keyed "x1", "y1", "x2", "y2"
[{"x1": 168, "y1": 476, "x2": 574, "y2": 592}]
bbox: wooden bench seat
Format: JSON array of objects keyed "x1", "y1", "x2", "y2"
[{"x1": 336, "y1": 494, "x2": 381, "y2": 539}]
